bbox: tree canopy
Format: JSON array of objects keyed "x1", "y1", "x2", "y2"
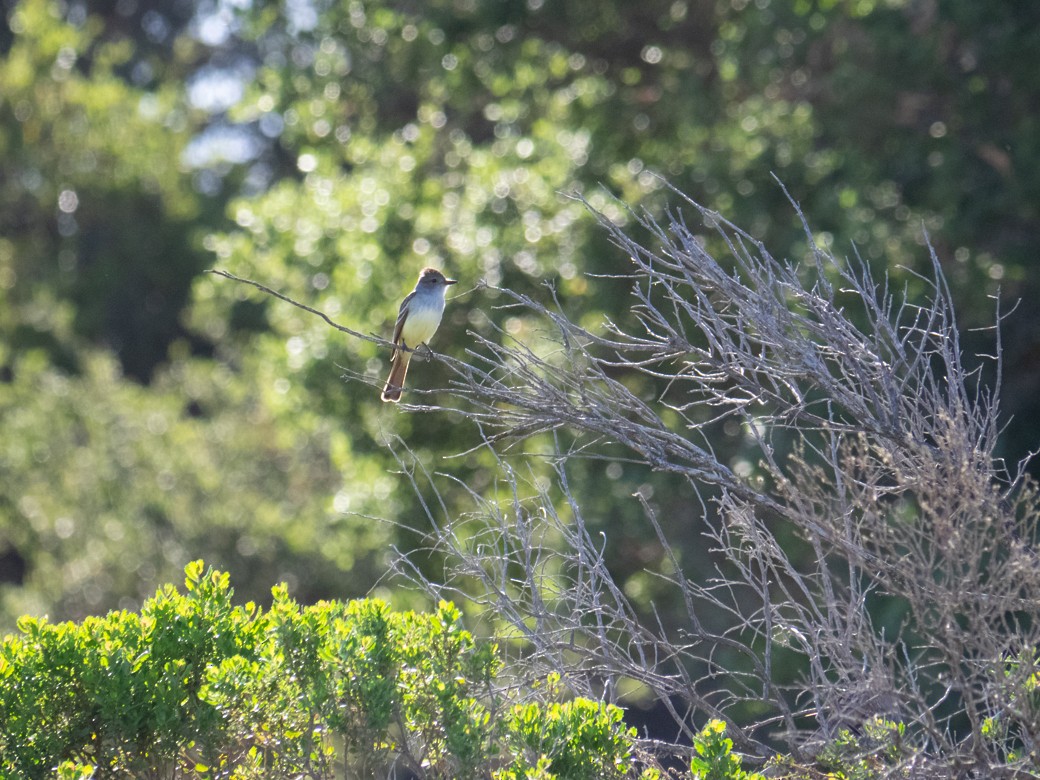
[{"x1": 0, "y1": 0, "x2": 1038, "y2": 738}]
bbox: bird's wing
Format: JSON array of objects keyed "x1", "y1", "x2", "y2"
[{"x1": 391, "y1": 290, "x2": 416, "y2": 354}]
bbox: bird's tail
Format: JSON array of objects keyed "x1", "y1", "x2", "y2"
[{"x1": 381, "y1": 351, "x2": 411, "y2": 402}]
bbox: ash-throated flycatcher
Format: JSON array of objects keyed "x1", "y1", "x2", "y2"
[{"x1": 381, "y1": 267, "x2": 457, "y2": 402}]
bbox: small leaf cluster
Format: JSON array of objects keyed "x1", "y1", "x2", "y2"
[
  {"x1": 0, "y1": 562, "x2": 643, "y2": 779},
  {"x1": 690, "y1": 720, "x2": 765, "y2": 780},
  {"x1": 502, "y1": 698, "x2": 638, "y2": 780},
  {"x1": 795, "y1": 718, "x2": 912, "y2": 780}
]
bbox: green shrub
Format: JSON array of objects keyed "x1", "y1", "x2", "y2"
[
  {"x1": 0, "y1": 561, "x2": 644, "y2": 779},
  {"x1": 812, "y1": 718, "x2": 910, "y2": 780},
  {"x1": 501, "y1": 697, "x2": 636, "y2": 780},
  {"x1": 689, "y1": 720, "x2": 765, "y2": 780}
]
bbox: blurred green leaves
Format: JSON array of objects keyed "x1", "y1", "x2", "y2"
[
  {"x1": 0, "y1": 346, "x2": 396, "y2": 629},
  {"x1": 0, "y1": 0, "x2": 214, "y2": 381},
  {"x1": 1, "y1": 0, "x2": 1037, "y2": 642}
]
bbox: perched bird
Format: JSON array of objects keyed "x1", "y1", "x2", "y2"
[{"x1": 381, "y1": 267, "x2": 457, "y2": 402}]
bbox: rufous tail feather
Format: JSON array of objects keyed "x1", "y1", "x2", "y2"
[{"x1": 381, "y1": 352, "x2": 411, "y2": 402}]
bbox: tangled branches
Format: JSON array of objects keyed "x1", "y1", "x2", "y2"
[{"x1": 392, "y1": 186, "x2": 1039, "y2": 777}]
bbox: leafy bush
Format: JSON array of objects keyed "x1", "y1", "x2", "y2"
[
  {"x1": 690, "y1": 721, "x2": 765, "y2": 780},
  {"x1": 503, "y1": 696, "x2": 636, "y2": 780},
  {"x1": 0, "y1": 561, "x2": 648, "y2": 779}
]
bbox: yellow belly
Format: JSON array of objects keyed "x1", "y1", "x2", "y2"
[{"x1": 400, "y1": 304, "x2": 444, "y2": 348}]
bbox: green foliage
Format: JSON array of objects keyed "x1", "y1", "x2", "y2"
[
  {"x1": 501, "y1": 698, "x2": 636, "y2": 780},
  {"x1": 1, "y1": 0, "x2": 1039, "y2": 770},
  {"x1": 978, "y1": 649, "x2": 1040, "y2": 766},
  {"x1": 0, "y1": 562, "x2": 644, "y2": 779},
  {"x1": 812, "y1": 718, "x2": 910, "y2": 780},
  {"x1": 1, "y1": 0, "x2": 1036, "y2": 645},
  {"x1": 689, "y1": 720, "x2": 764, "y2": 780},
  {"x1": 0, "y1": 348, "x2": 379, "y2": 634},
  {"x1": 0, "y1": 0, "x2": 218, "y2": 380}
]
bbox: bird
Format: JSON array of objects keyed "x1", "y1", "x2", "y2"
[{"x1": 381, "y1": 267, "x2": 457, "y2": 402}]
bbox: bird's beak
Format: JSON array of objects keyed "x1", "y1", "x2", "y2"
[{"x1": 445, "y1": 278, "x2": 458, "y2": 285}]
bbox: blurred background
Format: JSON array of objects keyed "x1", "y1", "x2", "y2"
[{"x1": 0, "y1": 0, "x2": 1038, "y2": 669}]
